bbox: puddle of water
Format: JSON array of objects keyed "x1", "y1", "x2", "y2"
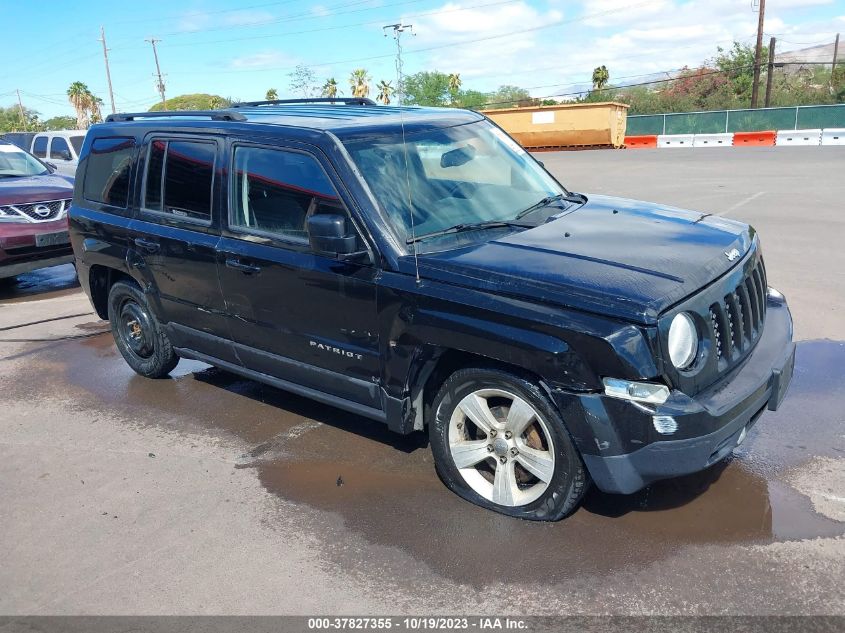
[
  {"x1": 17, "y1": 334, "x2": 845, "y2": 586},
  {"x1": 0, "y1": 264, "x2": 80, "y2": 304}
]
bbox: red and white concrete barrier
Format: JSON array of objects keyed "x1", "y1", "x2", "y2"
[{"x1": 625, "y1": 129, "x2": 843, "y2": 148}]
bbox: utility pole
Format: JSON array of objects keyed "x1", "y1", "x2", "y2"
[
  {"x1": 383, "y1": 23, "x2": 414, "y2": 106},
  {"x1": 99, "y1": 26, "x2": 116, "y2": 114},
  {"x1": 750, "y1": 0, "x2": 766, "y2": 108},
  {"x1": 765, "y1": 36, "x2": 776, "y2": 108},
  {"x1": 834, "y1": 33, "x2": 840, "y2": 72},
  {"x1": 146, "y1": 38, "x2": 167, "y2": 110},
  {"x1": 15, "y1": 89, "x2": 27, "y2": 131}
]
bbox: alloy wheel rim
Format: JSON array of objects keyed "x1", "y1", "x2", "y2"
[{"x1": 448, "y1": 388, "x2": 556, "y2": 507}]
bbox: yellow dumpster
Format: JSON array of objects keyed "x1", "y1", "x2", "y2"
[{"x1": 483, "y1": 102, "x2": 629, "y2": 150}]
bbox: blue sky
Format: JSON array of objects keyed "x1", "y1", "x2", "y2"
[{"x1": 3, "y1": 0, "x2": 844, "y2": 119}]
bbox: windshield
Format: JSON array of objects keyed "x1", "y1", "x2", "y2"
[
  {"x1": 343, "y1": 120, "x2": 566, "y2": 252},
  {"x1": 0, "y1": 144, "x2": 49, "y2": 178}
]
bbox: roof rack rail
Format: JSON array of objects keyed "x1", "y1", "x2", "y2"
[
  {"x1": 105, "y1": 110, "x2": 246, "y2": 123},
  {"x1": 231, "y1": 97, "x2": 376, "y2": 108}
]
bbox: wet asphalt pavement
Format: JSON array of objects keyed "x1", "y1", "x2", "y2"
[{"x1": 1, "y1": 148, "x2": 843, "y2": 615}]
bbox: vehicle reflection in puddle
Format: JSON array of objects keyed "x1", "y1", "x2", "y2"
[
  {"x1": 42, "y1": 335, "x2": 845, "y2": 584},
  {"x1": 0, "y1": 264, "x2": 79, "y2": 304}
]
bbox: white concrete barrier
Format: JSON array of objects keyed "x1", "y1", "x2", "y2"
[
  {"x1": 776, "y1": 129, "x2": 822, "y2": 146},
  {"x1": 657, "y1": 134, "x2": 694, "y2": 148},
  {"x1": 693, "y1": 133, "x2": 733, "y2": 147},
  {"x1": 821, "y1": 128, "x2": 845, "y2": 145}
]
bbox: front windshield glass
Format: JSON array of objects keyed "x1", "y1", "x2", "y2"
[
  {"x1": 343, "y1": 120, "x2": 566, "y2": 252},
  {"x1": 0, "y1": 144, "x2": 49, "y2": 178}
]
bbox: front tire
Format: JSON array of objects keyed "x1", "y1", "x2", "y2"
[
  {"x1": 429, "y1": 367, "x2": 588, "y2": 521},
  {"x1": 107, "y1": 280, "x2": 178, "y2": 378}
]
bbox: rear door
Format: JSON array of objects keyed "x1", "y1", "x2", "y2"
[
  {"x1": 129, "y1": 134, "x2": 235, "y2": 362},
  {"x1": 216, "y1": 139, "x2": 382, "y2": 410}
]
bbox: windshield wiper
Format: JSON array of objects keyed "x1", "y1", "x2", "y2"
[
  {"x1": 514, "y1": 192, "x2": 586, "y2": 220},
  {"x1": 406, "y1": 220, "x2": 533, "y2": 245}
]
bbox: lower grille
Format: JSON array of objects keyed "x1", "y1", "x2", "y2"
[
  {"x1": 0, "y1": 199, "x2": 69, "y2": 222},
  {"x1": 709, "y1": 259, "x2": 767, "y2": 365}
]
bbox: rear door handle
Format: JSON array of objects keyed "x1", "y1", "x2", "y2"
[
  {"x1": 134, "y1": 238, "x2": 160, "y2": 254},
  {"x1": 225, "y1": 257, "x2": 261, "y2": 274}
]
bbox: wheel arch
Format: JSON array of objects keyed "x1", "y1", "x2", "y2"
[{"x1": 87, "y1": 264, "x2": 134, "y2": 320}]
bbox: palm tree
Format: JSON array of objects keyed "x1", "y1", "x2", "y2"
[
  {"x1": 89, "y1": 95, "x2": 104, "y2": 124},
  {"x1": 67, "y1": 81, "x2": 91, "y2": 129},
  {"x1": 592, "y1": 65, "x2": 609, "y2": 91},
  {"x1": 265, "y1": 88, "x2": 278, "y2": 101},
  {"x1": 348, "y1": 69, "x2": 371, "y2": 99},
  {"x1": 448, "y1": 73, "x2": 462, "y2": 106},
  {"x1": 376, "y1": 80, "x2": 394, "y2": 105},
  {"x1": 321, "y1": 78, "x2": 340, "y2": 99}
]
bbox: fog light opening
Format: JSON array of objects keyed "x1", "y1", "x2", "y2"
[{"x1": 653, "y1": 415, "x2": 678, "y2": 435}]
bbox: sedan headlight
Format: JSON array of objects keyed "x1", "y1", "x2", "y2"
[{"x1": 668, "y1": 312, "x2": 698, "y2": 369}]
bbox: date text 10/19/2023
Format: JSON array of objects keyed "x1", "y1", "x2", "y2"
[{"x1": 307, "y1": 617, "x2": 529, "y2": 630}]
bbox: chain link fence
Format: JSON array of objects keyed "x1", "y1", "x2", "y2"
[{"x1": 627, "y1": 104, "x2": 845, "y2": 136}]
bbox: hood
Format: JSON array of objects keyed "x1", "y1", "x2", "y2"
[
  {"x1": 412, "y1": 194, "x2": 755, "y2": 324},
  {"x1": 0, "y1": 173, "x2": 74, "y2": 205}
]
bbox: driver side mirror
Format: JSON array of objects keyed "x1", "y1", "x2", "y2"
[
  {"x1": 307, "y1": 214, "x2": 369, "y2": 262},
  {"x1": 56, "y1": 149, "x2": 73, "y2": 161}
]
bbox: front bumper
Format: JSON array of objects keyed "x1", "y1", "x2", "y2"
[
  {"x1": 0, "y1": 218, "x2": 73, "y2": 278},
  {"x1": 555, "y1": 298, "x2": 794, "y2": 495}
]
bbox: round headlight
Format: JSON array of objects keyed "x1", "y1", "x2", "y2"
[{"x1": 668, "y1": 312, "x2": 698, "y2": 369}]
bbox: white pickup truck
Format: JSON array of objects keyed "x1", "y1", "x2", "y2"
[{"x1": 28, "y1": 131, "x2": 86, "y2": 177}]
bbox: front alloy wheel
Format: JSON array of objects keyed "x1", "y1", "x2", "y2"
[
  {"x1": 430, "y1": 368, "x2": 588, "y2": 521},
  {"x1": 449, "y1": 389, "x2": 555, "y2": 507}
]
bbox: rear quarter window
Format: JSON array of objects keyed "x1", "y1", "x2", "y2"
[
  {"x1": 82, "y1": 137, "x2": 136, "y2": 208},
  {"x1": 32, "y1": 136, "x2": 48, "y2": 158}
]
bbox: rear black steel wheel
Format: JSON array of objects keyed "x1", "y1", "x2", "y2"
[{"x1": 107, "y1": 280, "x2": 178, "y2": 378}]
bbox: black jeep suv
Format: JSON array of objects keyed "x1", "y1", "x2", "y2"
[{"x1": 68, "y1": 99, "x2": 794, "y2": 521}]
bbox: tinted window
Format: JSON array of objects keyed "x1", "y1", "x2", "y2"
[
  {"x1": 69, "y1": 135, "x2": 84, "y2": 156},
  {"x1": 231, "y1": 146, "x2": 342, "y2": 240},
  {"x1": 143, "y1": 139, "x2": 214, "y2": 222},
  {"x1": 32, "y1": 136, "x2": 47, "y2": 158},
  {"x1": 50, "y1": 137, "x2": 71, "y2": 160},
  {"x1": 82, "y1": 137, "x2": 135, "y2": 208},
  {"x1": 143, "y1": 140, "x2": 166, "y2": 211}
]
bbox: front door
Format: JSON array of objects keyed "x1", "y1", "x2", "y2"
[
  {"x1": 216, "y1": 140, "x2": 382, "y2": 410},
  {"x1": 129, "y1": 135, "x2": 235, "y2": 363}
]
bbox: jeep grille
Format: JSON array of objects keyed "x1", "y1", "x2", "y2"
[{"x1": 708, "y1": 258, "x2": 767, "y2": 368}]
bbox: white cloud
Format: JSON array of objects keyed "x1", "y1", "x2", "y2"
[{"x1": 229, "y1": 51, "x2": 299, "y2": 70}]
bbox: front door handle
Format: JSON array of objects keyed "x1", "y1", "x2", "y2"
[
  {"x1": 134, "y1": 238, "x2": 160, "y2": 253},
  {"x1": 225, "y1": 257, "x2": 261, "y2": 274}
]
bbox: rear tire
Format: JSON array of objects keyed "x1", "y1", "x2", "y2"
[
  {"x1": 429, "y1": 367, "x2": 588, "y2": 521},
  {"x1": 107, "y1": 280, "x2": 178, "y2": 378}
]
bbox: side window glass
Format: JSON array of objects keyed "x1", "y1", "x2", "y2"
[
  {"x1": 143, "y1": 139, "x2": 215, "y2": 222},
  {"x1": 50, "y1": 137, "x2": 71, "y2": 160},
  {"x1": 231, "y1": 146, "x2": 344, "y2": 241},
  {"x1": 82, "y1": 137, "x2": 135, "y2": 208},
  {"x1": 33, "y1": 136, "x2": 47, "y2": 158}
]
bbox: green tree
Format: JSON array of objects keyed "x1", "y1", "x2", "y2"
[
  {"x1": 349, "y1": 69, "x2": 371, "y2": 98},
  {"x1": 592, "y1": 65, "x2": 609, "y2": 90},
  {"x1": 0, "y1": 105, "x2": 43, "y2": 132},
  {"x1": 402, "y1": 71, "x2": 452, "y2": 106},
  {"x1": 149, "y1": 94, "x2": 230, "y2": 111},
  {"x1": 265, "y1": 88, "x2": 278, "y2": 101},
  {"x1": 488, "y1": 85, "x2": 533, "y2": 108},
  {"x1": 321, "y1": 78, "x2": 340, "y2": 98},
  {"x1": 459, "y1": 89, "x2": 489, "y2": 110},
  {"x1": 713, "y1": 42, "x2": 765, "y2": 106},
  {"x1": 43, "y1": 115, "x2": 77, "y2": 130},
  {"x1": 289, "y1": 64, "x2": 318, "y2": 98}
]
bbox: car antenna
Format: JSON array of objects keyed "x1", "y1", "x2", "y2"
[{"x1": 384, "y1": 22, "x2": 420, "y2": 284}]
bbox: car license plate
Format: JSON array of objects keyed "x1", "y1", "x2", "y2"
[
  {"x1": 35, "y1": 231, "x2": 70, "y2": 248},
  {"x1": 769, "y1": 343, "x2": 796, "y2": 411}
]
